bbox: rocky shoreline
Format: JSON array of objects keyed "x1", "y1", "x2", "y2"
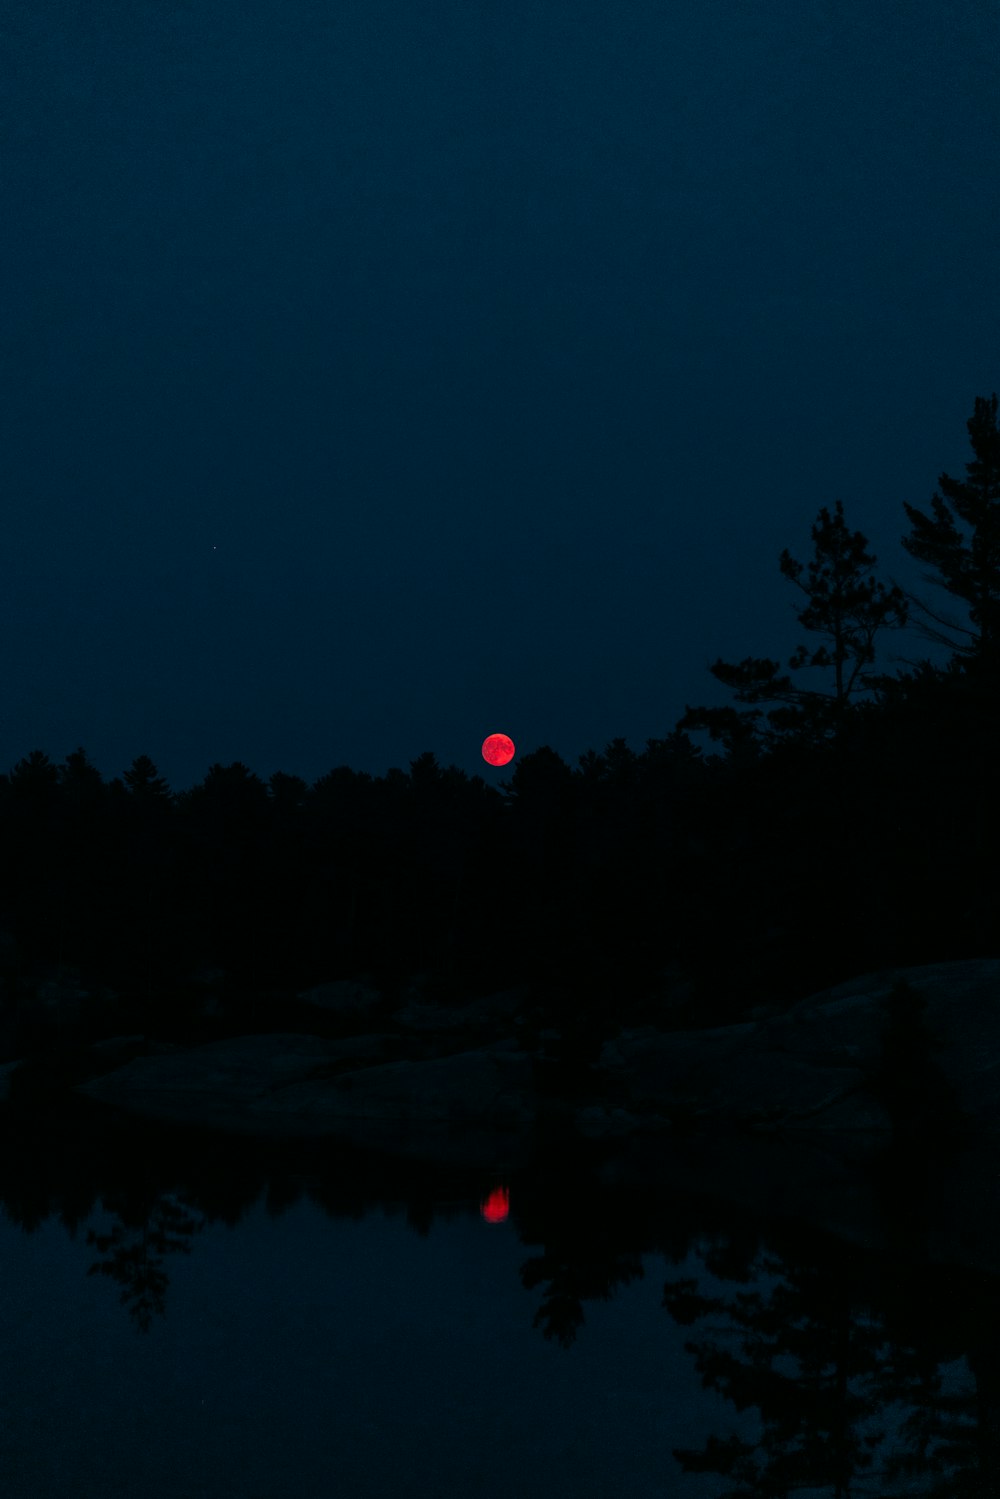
[
  {"x1": 4, "y1": 956, "x2": 1000, "y2": 1268},
  {"x1": 57, "y1": 957, "x2": 999, "y2": 1144}
]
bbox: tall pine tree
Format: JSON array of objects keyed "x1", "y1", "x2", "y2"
[
  {"x1": 678, "y1": 501, "x2": 908, "y2": 753},
  {"x1": 122, "y1": 754, "x2": 173, "y2": 803},
  {"x1": 895, "y1": 392, "x2": 1000, "y2": 679}
]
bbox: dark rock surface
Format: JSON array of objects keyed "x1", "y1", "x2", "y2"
[
  {"x1": 74, "y1": 1033, "x2": 537, "y2": 1161},
  {"x1": 392, "y1": 985, "x2": 529, "y2": 1038},
  {"x1": 24, "y1": 954, "x2": 994, "y2": 1272},
  {"x1": 591, "y1": 957, "x2": 1000, "y2": 1276},
  {"x1": 50, "y1": 956, "x2": 1000, "y2": 1183},
  {"x1": 601, "y1": 957, "x2": 1000, "y2": 1137},
  {"x1": 75, "y1": 1034, "x2": 349, "y2": 1133},
  {"x1": 295, "y1": 979, "x2": 384, "y2": 1019}
]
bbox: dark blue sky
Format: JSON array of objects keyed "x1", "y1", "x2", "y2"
[{"x1": 3, "y1": 0, "x2": 998, "y2": 792}]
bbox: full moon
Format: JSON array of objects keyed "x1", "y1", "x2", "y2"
[{"x1": 481, "y1": 732, "x2": 515, "y2": 767}]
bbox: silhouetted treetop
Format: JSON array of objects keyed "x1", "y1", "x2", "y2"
[
  {"x1": 896, "y1": 391, "x2": 1000, "y2": 673},
  {"x1": 267, "y1": 770, "x2": 307, "y2": 811},
  {"x1": 501, "y1": 745, "x2": 575, "y2": 807},
  {"x1": 123, "y1": 754, "x2": 172, "y2": 802},
  {"x1": 678, "y1": 500, "x2": 907, "y2": 753},
  {"x1": 177, "y1": 761, "x2": 270, "y2": 834},
  {"x1": 9, "y1": 748, "x2": 59, "y2": 795}
]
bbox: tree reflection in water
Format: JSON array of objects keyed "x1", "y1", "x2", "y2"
[
  {"x1": 86, "y1": 1193, "x2": 204, "y2": 1333},
  {"x1": 661, "y1": 1230, "x2": 1000, "y2": 1498},
  {"x1": 515, "y1": 1152, "x2": 653, "y2": 1348},
  {"x1": 510, "y1": 1152, "x2": 1000, "y2": 1497},
  {"x1": 521, "y1": 1246, "x2": 645, "y2": 1348},
  {"x1": 5, "y1": 1104, "x2": 1000, "y2": 1493}
]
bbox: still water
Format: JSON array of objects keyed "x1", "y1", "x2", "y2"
[{"x1": 0, "y1": 1101, "x2": 994, "y2": 1498}]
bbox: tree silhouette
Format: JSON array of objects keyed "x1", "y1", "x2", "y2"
[
  {"x1": 893, "y1": 392, "x2": 1000, "y2": 677},
  {"x1": 179, "y1": 760, "x2": 270, "y2": 829},
  {"x1": 267, "y1": 770, "x2": 307, "y2": 815},
  {"x1": 122, "y1": 753, "x2": 173, "y2": 803},
  {"x1": 521, "y1": 1245, "x2": 645, "y2": 1348},
  {"x1": 678, "y1": 501, "x2": 908, "y2": 754},
  {"x1": 86, "y1": 1192, "x2": 204, "y2": 1333},
  {"x1": 883, "y1": 394, "x2": 1000, "y2": 945},
  {"x1": 2, "y1": 381, "x2": 998, "y2": 1045},
  {"x1": 58, "y1": 746, "x2": 104, "y2": 806},
  {"x1": 664, "y1": 1237, "x2": 973, "y2": 1497},
  {"x1": 7, "y1": 748, "x2": 59, "y2": 801},
  {"x1": 670, "y1": 503, "x2": 913, "y2": 981}
]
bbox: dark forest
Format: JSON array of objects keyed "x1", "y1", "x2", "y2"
[{"x1": 2, "y1": 393, "x2": 998, "y2": 1064}]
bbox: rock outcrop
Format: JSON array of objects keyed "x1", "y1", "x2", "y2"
[
  {"x1": 295, "y1": 979, "x2": 384, "y2": 1020},
  {"x1": 74, "y1": 1033, "x2": 537, "y2": 1162},
  {"x1": 600, "y1": 957, "x2": 1000, "y2": 1137},
  {"x1": 63, "y1": 958, "x2": 1000, "y2": 1175},
  {"x1": 75, "y1": 1034, "x2": 349, "y2": 1133},
  {"x1": 391, "y1": 985, "x2": 529, "y2": 1042},
  {"x1": 49, "y1": 957, "x2": 1000, "y2": 1274}
]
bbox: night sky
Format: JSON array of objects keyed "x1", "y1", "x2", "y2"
[{"x1": 3, "y1": 0, "x2": 998, "y2": 793}]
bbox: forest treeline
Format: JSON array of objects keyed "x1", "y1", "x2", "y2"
[{"x1": 1, "y1": 394, "x2": 998, "y2": 1045}]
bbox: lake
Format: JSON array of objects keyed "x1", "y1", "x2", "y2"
[{"x1": 0, "y1": 1098, "x2": 995, "y2": 1498}]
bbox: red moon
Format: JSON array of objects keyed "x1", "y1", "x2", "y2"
[{"x1": 481, "y1": 733, "x2": 515, "y2": 767}]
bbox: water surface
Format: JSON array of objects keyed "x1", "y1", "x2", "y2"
[{"x1": 0, "y1": 1102, "x2": 994, "y2": 1497}]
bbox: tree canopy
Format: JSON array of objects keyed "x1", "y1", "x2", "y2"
[
  {"x1": 895, "y1": 392, "x2": 1000, "y2": 678},
  {"x1": 678, "y1": 500, "x2": 908, "y2": 752}
]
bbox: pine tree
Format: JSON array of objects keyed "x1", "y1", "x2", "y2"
[
  {"x1": 894, "y1": 392, "x2": 1000, "y2": 679},
  {"x1": 58, "y1": 747, "x2": 105, "y2": 805},
  {"x1": 122, "y1": 754, "x2": 172, "y2": 803},
  {"x1": 678, "y1": 501, "x2": 908, "y2": 752},
  {"x1": 7, "y1": 749, "x2": 60, "y2": 812}
]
